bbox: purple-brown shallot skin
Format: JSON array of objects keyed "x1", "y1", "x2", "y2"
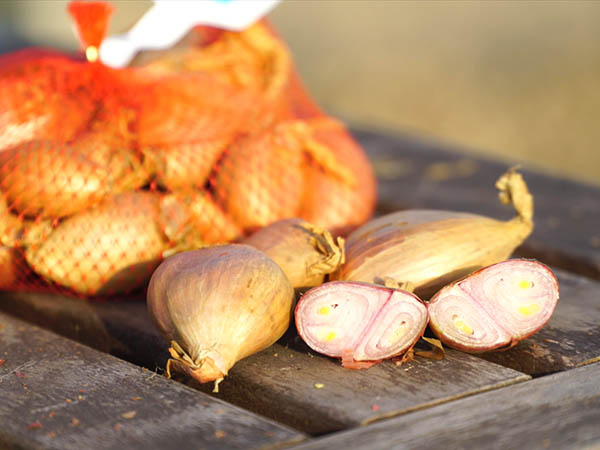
[
  {"x1": 295, "y1": 281, "x2": 428, "y2": 362},
  {"x1": 333, "y1": 169, "x2": 534, "y2": 300},
  {"x1": 427, "y1": 259, "x2": 559, "y2": 353},
  {"x1": 243, "y1": 218, "x2": 344, "y2": 289}
]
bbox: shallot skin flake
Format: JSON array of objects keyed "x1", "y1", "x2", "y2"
[
  {"x1": 428, "y1": 259, "x2": 559, "y2": 353},
  {"x1": 295, "y1": 281, "x2": 428, "y2": 363}
]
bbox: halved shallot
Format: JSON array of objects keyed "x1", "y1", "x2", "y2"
[
  {"x1": 427, "y1": 259, "x2": 559, "y2": 352},
  {"x1": 295, "y1": 281, "x2": 428, "y2": 367}
]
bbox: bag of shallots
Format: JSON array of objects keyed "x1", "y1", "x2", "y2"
[{"x1": 0, "y1": 1, "x2": 376, "y2": 297}]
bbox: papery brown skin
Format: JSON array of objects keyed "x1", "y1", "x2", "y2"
[
  {"x1": 243, "y1": 218, "x2": 344, "y2": 289},
  {"x1": 215, "y1": 121, "x2": 306, "y2": 230},
  {"x1": 335, "y1": 169, "x2": 533, "y2": 299},
  {"x1": 159, "y1": 190, "x2": 242, "y2": 249},
  {"x1": 1, "y1": 190, "x2": 54, "y2": 248},
  {"x1": 427, "y1": 259, "x2": 559, "y2": 352},
  {"x1": 0, "y1": 192, "x2": 23, "y2": 247},
  {"x1": 0, "y1": 141, "x2": 110, "y2": 218},
  {"x1": 0, "y1": 50, "x2": 96, "y2": 153},
  {"x1": 300, "y1": 118, "x2": 377, "y2": 237},
  {"x1": 147, "y1": 244, "x2": 294, "y2": 384},
  {"x1": 74, "y1": 130, "x2": 149, "y2": 194},
  {"x1": 130, "y1": 21, "x2": 292, "y2": 132},
  {"x1": 73, "y1": 103, "x2": 150, "y2": 194},
  {"x1": 295, "y1": 281, "x2": 428, "y2": 365},
  {"x1": 137, "y1": 75, "x2": 255, "y2": 190},
  {"x1": 25, "y1": 192, "x2": 169, "y2": 296},
  {"x1": 131, "y1": 22, "x2": 291, "y2": 101},
  {"x1": 0, "y1": 246, "x2": 26, "y2": 289}
]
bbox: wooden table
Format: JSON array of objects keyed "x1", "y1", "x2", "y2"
[{"x1": 1, "y1": 130, "x2": 599, "y2": 449}]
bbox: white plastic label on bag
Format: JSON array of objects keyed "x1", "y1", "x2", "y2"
[{"x1": 99, "y1": 0, "x2": 282, "y2": 68}]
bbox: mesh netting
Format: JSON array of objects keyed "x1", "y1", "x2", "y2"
[{"x1": 0, "y1": 2, "x2": 377, "y2": 297}]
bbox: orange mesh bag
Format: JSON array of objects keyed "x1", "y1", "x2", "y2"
[{"x1": 0, "y1": 1, "x2": 377, "y2": 297}]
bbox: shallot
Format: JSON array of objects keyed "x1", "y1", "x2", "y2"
[
  {"x1": 0, "y1": 141, "x2": 109, "y2": 218},
  {"x1": 243, "y1": 218, "x2": 345, "y2": 289},
  {"x1": 295, "y1": 281, "x2": 428, "y2": 368},
  {"x1": 300, "y1": 118, "x2": 377, "y2": 236},
  {"x1": 159, "y1": 190, "x2": 242, "y2": 251},
  {"x1": 25, "y1": 192, "x2": 168, "y2": 295},
  {"x1": 147, "y1": 244, "x2": 294, "y2": 390},
  {"x1": 335, "y1": 168, "x2": 533, "y2": 298},
  {"x1": 428, "y1": 259, "x2": 559, "y2": 352}
]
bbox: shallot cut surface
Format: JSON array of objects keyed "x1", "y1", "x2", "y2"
[
  {"x1": 296, "y1": 281, "x2": 428, "y2": 362},
  {"x1": 428, "y1": 259, "x2": 559, "y2": 352}
]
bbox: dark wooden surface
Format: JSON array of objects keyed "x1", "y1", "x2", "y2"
[
  {"x1": 357, "y1": 130, "x2": 600, "y2": 281},
  {"x1": 191, "y1": 342, "x2": 528, "y2": 435},
  {"x1": 290, "y1": 361, "x2": 600, "y2": 450},
  {"x1": 0, "y1": 312, "x2": 305, "y2": 450}
]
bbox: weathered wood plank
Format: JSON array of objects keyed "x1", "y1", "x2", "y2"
[
  {"x1": 289, "y1": 361, "x2": 600, "y2": 450},
  {"x1": 355, "y1": 129, "x2": 600, "y2": 280},
  {"x1": 478, "y1": 268, "x2": 600, "y2": 376},
  {"x1": 0, "y1": 291, "x2": 168, "y2": 371},
  {"x1": 0, "y1": 312, "x2": 305, "y2": 450},
  {"x1": 192, "y1": 339, "x2": 529, "y2": 435},
  {"x1": 0, "y1": 291, "x2": 529, "y2": 435}
]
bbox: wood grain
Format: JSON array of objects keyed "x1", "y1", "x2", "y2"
[
  {"x1": 192, "y1": 338, "x2": 529, "y2": 435},
  {"x1": 0, "y1": 312, "x2": 305, "y2": 450},
  {"x1": 289, "y1": 361, "x2": 600, "y2": 450},
  {"x1": 356, "y1": 129, "x2": 600, "y2": 281}
]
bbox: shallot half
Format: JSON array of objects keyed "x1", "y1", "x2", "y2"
[
  {"x1": 295, "y1": 281, "x2": 428, "y2": 368},
  {"x1": 428, "y1": 259, "x2": 559, "y2": 352}
]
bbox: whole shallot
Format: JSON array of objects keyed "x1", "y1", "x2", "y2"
[
  {"x1": 335, "y1": 168, "x2": 534, "y2": 298},
  {"x1": 25, "y1": 192, "x2": 168, "y2": 295},
  {"x1": 243, "y1": 218, "x2": 345, "y2": 289},
  {"x1": 147, "y1": 244, "x2": 294, "y2": 390},
  {"x1": 159, "y1": 190, "x2": 242, "y2": 252}
]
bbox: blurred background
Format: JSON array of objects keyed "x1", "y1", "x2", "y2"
[{"x1": 1, "y1": 0, "x2": 599, "y2": 187}]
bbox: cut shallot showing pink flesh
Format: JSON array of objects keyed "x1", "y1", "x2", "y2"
[
  {"x1": 295, "y1": 281, "x2": 428, "y2": 362},
  {"x1": 428, "y1": 259, "x2": 559, "y2": 352}
]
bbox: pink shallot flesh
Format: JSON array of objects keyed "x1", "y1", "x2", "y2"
[
  {"x1": 295, "y1": 281, "x2": 428, "y2": 364},
  {"x1": 428, "y1": 259, "x2": 559, "y2": 352}
]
